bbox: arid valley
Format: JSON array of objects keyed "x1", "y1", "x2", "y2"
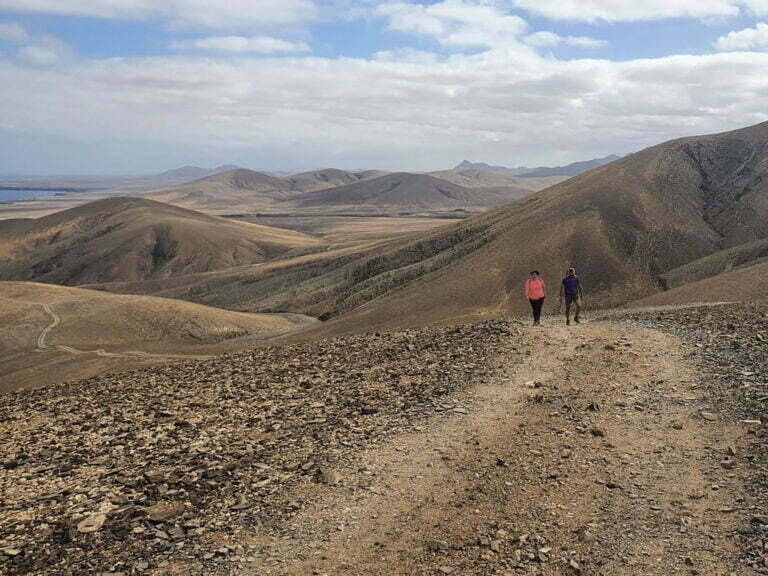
[{"x1": 2, "y1": 3, "x2": 768, "y2": 575}]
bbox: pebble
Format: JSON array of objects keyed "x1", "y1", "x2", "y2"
[{"x1": 77, "y1": 513, "x2": 107, "y2": 533}]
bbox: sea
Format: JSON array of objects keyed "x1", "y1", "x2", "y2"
[{"x1": 0, "y1": 189, "x2": 66, "y2": 203}]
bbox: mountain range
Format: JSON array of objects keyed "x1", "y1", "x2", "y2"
[
  {"x1": 453, "y1": 154, "x2": 621, "y2": 178},
  {"x1": 1, "y1": 121, "x2": 767, "y2": 388},
  {"x1": 95, "y1": 120, "x2": 768, "y2": 337}
]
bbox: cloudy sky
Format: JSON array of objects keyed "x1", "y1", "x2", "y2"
[{"x1": 1, "y1": 0, "x2": 768, "y2": 175}]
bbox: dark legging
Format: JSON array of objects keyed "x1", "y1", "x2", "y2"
[{"x1": 529, "y1": 298, "x2": 544, "y2": 322}]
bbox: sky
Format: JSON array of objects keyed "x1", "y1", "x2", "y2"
[{"x1": 1, "y1": 1, "x2": 768, "y2": 175}]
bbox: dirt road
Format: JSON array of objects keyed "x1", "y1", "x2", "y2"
[
  {"x1": 22, "y1": 299, "x2": 213, "y2": 360},
  {"x1": 248, "y1": 319, "x2": 752, "y2": 575}
]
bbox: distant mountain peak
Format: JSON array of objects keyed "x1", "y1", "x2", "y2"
[
  {"x1": 156, "y1": 164, "x2": 242, "y2": 180},
  {"x1": 452, "y1": 154, "x2": 620, "y2": 178},
  {"x1": 453, "y1": 160, "x2": 514, "y2": 172},
  {"x1": 516, "y1": 154, "x2": 621, "y2": 179}
]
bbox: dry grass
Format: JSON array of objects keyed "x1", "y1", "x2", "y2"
[{"x1": 0, "y1": 281, "x2": 317, "y2": 391}]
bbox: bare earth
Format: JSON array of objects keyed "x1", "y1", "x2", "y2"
[
  {"x1": 253, "y1": 318, "x2": 749, "y2": 575},
  {"x1": 0, "y1": 282, "x2": 317, "y2": 392},
  {"x1": 1, "y1": 307, "x2": 764, "y2": 575}
]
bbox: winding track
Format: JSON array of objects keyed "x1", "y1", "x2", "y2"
[{"x1": 16, "y1": 299, "x2": 213, "y2": 360}]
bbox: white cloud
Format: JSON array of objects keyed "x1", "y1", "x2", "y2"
[
  {"x1": 0, "y1": 21, "x2": 30, "y2": 43},
  {"x1": 376, "y1": 0, "x2": 529, "y2": 48},
  {"x1": 0, "y1": 0, "x2": 320, "y2": 29},
  {"x1": 2, "y1": 47, "x2": 768, "y2": 172},
  {"x1": 716, "y1": 22, "x2": 768, "y2": 49},
  {"x1": 17, "y1": 43, "x2": 68, "y2": 66},
  {"x1": 0, "y1": 23, "x2": 75, "y2": 66},
  {"x1": 512, "y1": 0, "x2": 768, "y2": 22},
  {"x1": 373, "y1": 48, "x2": 440, "y2": 63},
  {"x1": 172, "y1": 36, "x2": 311, "y2": 53},
  {"x1": 525, "y1": 31, "x2": 606, "y2": 48}
]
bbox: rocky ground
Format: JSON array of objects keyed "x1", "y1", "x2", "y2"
[
  {"x1": 626, "y1": 303, "x2": 768, "y2": 574},
  {"x1": 1, "y1": 303, "x2": 767, "y2": 576},
  {"x1": 0, "y1": 321, "x2": 518, "y2": 576}
]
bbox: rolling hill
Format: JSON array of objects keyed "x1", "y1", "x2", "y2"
[
  {"x1": 430, "y1": 168, "x2": 564, "y2": 194},
  {"x1": 0, "y1": 281, "x2": 317, "y2": 391},
  {"x1": 282, "y1": 168, "x2": 383, "y2": 192},
  {"x1": 148, "y1": 168, "x2": 294, "y2": 213},
  {"x1": 155, "y1": 164, "x2": 241, "y2": 181},
  {"x1": 290, "y1": 120, "x2": 768, "y2": 332},
  {"x1": 297, "y1": 172, "x2": 526, "y2": 213},
  {"x1": 0, "y1": 196, "x2": 322, "y2": 286},
  {"x1": 107, "y1": 121, "x2": 768, "y2": 335}
]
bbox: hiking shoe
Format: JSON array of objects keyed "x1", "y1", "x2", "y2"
[
  {"x1": 574, "y1": 316, "x2": 580, "y2": 324},
  {"x1": 566, "y1": 319, "x2": 571, "y2": 326}
]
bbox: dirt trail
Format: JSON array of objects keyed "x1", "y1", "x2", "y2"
[
  {"x1": 243, "y1": 318, "x2": 750, "y2": 575},
  {"x1": 35, "y1": 302, "x2": 60, "y2": 349},
  {"x1": 19, "y1": 299, "x2": 213, "y2": 360}
]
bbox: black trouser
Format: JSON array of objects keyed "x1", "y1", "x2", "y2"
[{"x1": 529, "y1": 298, "x2": 544, "y2": 323}]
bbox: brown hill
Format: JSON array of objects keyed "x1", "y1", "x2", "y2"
[
  {"x1": 430, "y1": 168, "x2": 565, "y2": 196},
  {"x1": 0, "y1": 196, "x2": 322, "y2": 286},
  {"x1": 660, "y1": 239, "x2": 768, "y2": 288},
  {"x1": 148, "y1": 168, "x2": 294, "y2": 213},
  {"x1": 297, "y1": 172, "x2": 524, "y2": 213},
  {"x1": 283, "y1": 169, "x2": 372, "y2": 192},
  {"x1": 294, "y1": 120, "x2": 768, "y2": 332},
  {"x1": 0, "y1": 281, "x2": 317, "y2": 391},
  {"x1": 117, "y1": 121, "x2": 768, "y2": 334}
]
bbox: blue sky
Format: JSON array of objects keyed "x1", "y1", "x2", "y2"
[{"x1": 1, "y1": 1, "x2": 768, "y2": 174}]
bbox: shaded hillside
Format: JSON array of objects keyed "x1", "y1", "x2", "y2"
[
  {"x1": 430, "y1": 168, "x2": 564, "y2": 194},
  {"x1": 0, "y1": 281, "x2": 317, "y2": 391},
  {"x1": 148, "y1": 168, "x2": 294, "y2": 212},
  {"x1": 631, "y1": 260, "x2": 768, "y2": 307},
  {"x1": 100, "y1": 121, "x2": 768, "y2": 334},
  {"x1": 661, "y1": 239, "x2": 768, "y2": 288},
  {"x1": 283, "y1": 169, "x2": 376, "y2": 192},
  {"x1": 0, "y1": 197, "x2": 322, "y2": 285},
  {"x1": 297, "y1": 172, "x2": 523, "y2": 212},
  {"x1": 293, "y1": 120, "x2": 768, "y2": 331}
]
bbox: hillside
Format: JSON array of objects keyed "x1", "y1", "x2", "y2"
[
  {"x1": 660, "y1": 238, "x2": 768, "y2": 288},
  {"x1": 0, "y1": 281, "x2": 317, "y2": 391},
  {"x1": 292, "y1": 121, "x2": 768, "y2": 333},
  {"x1": 430, "y1": 168, "x2": 564, "y2": 194},
  {"x1": 114, "y1": 121, "x2": 768, "y2": 333},
  {"x1": 631, "y1": 260, "x2": 768, "y2": 307},
  {"x1": 297, "y1": 172, "x2": 523, "y2": 213},
  {"x1": 148, "y1": 168, "x2": 294, "y2": 213},
  {"x1": 282, "y1": 169, "x2": 379, "y2": 192},
  {"x1": 0, "y1": 196, "x2": 322, "y2": 286}
]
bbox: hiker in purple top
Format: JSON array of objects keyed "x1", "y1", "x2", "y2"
[{"x1": 559, "y1": 267, "x2": 584, "y2": 326}]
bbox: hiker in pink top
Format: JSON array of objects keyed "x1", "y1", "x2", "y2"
[{"x1": 524, "y1": 270, "x2": 546, "y2": 326}]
